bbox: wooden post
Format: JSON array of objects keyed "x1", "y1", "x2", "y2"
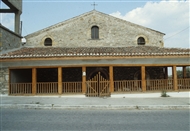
[
  {"x1": 183, "y1": 66, "x2": 186, "y2": 78},
  {"x1": 32, "y1": 68, "x2": 36, "y2": 95},
  {"x1": 58, "y1": 67, "x2": 62, "y2": 95},
  {"x1": 8, "y1": 69, "x2": 11, "y2": 95},
  {"x1": 141, "y1": 66, "x2": 146, "y2": 92},
  {"x1": 172, "y1": 65, "x2": 178, "y2": 91},
  {"x1": 109, "y1": 66, "x2": 114, "y2": 93},
  {"x1": 82, "y1": 66, "x2": 86, "y2": 94},
  {"x1": 164, "y1": 67, "x2": 168, "y2": 79}
]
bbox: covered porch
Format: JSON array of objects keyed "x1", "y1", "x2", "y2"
[{"x1": 9, "y1": 65, "x2": 190, "y2": 96}]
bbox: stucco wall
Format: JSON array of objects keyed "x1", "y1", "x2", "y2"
[
  {"x1": 1, "y1": 57, "x2": 189, "y2": 68},
  {"x1": 0, "y1": 68, "x2": 9, "y2": 94},
  {"x1": 25, "y1": 11, "x2": 164, "y2": 48},
  {"x1": 8, "y1": 0, "x2": 22, "y2": 11}
]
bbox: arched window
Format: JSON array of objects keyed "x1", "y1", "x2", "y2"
[
  {"x1": 44, "y1": 38, "x2": 52, "y2": 46},
  {"x1": 137, "y1": 37, "x2": 145, "y2": 45},
  {"x1": 91, "y1": 26, "x2": 99, "y2": 39}
]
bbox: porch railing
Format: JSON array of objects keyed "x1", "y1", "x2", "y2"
[
  {"x1": 178, "y1": 78, "x2": 190, "y2": 90},
  {"x1": 114, "y1": 80, "x2": 142, "y2": 92},
  {"x1": 62, "y1": 82, "x2": 82, "y2": 93},
  {"x1": 9, "y1": 83, "x2": 32, "y2": 94},
  {"x1": 146, "y1": 79, "x2": 173, "y2": 91},
  {"x1": 36, "y1": 82, "x2": 58, "y2": 94}
]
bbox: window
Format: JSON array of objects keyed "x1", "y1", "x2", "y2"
[
  {"x1": 91, "y1": 26, "x2": 99, "y2": 39},
  {"x1": 137, "y1": 37, "x2": 145, "y2": 45},
  {"x1": 44, "y1": 38, "x2": 52, "y2": 46}
]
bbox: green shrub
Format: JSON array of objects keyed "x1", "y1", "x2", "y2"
[{"x1": 161, "y1": 90, "x2": 170, "y2": 97}]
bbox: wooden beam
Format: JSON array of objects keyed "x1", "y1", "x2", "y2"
[
  {"x1": 58, "y1": 67, "x2": 62, "y2": 94},
  {"x1": 183, "y1": 66, "x2": 186, "y2": 78},
  {"x1": 141, "y1": 66, "x2": 146, "y2": 92},
  {"x1": 109, "y1": 66, "x2": 114, "y2": 92},
  {"x1": 32, "y1": 68, "x2": 36, "y2": 95},
  {"x1": 82, "y1": 66, "x2": 86, "y2": 94},
  {"x1": 172, "y1": 66, "x2": 178, "y2": 91}
]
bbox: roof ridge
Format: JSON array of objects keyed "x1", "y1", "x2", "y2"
[{"x1": 25, "y1": 10, "x2": 165, "y2": 39}]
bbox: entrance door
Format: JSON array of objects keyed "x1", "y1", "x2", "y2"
[{"x1": 86, "y1": 72, "x2": 110, "y2": 97}]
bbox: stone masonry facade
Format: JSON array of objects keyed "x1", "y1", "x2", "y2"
[
  {"x1": 25, "y1": 10, "x2": 165, "y2": 48},
  {"x1": 0, "y1": 25, "x2": 21, "y2": 52},
  {"x1": 0, "y1": 67, "x2": 9, "y2": 94}
]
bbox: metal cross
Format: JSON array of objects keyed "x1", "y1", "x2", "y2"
[{"x1": 91, "y1": 2, "x2": 98, "y2": 10}]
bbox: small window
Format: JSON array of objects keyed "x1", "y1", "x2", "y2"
[
  {"x1": 44, "y1": 38, "x2": 52, "y2": 46},
  {"x1": 137, "y1": 37, "x2": 145, "y2": 45},
  {"x1": 91, "y1": 26, "x2": 99, "y2": 39}
]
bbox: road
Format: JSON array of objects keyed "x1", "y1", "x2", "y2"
[{"x1": 0, "y1": 109, "x2": 189, "y2": 131}]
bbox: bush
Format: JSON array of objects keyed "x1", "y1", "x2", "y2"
[{"x1": 161, "y1": 90, "x2": 170, "y2": 97}]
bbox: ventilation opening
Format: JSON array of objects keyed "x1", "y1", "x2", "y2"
[
  {"x1": 137, "y1": 37, "x2": 145, "y2": 45},
  {"x1": 44, "y1": 38, "x2": 52, "y2": 46}
]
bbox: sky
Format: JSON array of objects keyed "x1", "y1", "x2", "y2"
[{"x1": 0, "y1": 0, "x2": 189, "y2": 48}]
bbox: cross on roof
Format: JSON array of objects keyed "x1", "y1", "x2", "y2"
[{"x1": 91, "y1": 2, "x2": 98, "y2": 10}]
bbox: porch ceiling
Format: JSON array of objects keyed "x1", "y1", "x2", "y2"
[{"x1": 0, "y1": 46, "x2": 190, "y2": 59}]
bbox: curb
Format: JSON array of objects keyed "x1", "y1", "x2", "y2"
[{"x1": 0, "y1": 104, "x2": 190, "y2": 110}]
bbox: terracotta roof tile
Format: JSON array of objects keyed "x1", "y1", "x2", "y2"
[{"x1": 0, "y1": 46, "x2": 189, "y2": 59}]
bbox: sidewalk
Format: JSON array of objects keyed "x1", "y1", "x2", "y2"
[{"x1": 0, "y1": 92, "x2": 190, "y2": 110}]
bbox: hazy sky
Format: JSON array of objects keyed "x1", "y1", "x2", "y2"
[{"x1": 0, "y1": 0, "x2": 189, "y2": 48}]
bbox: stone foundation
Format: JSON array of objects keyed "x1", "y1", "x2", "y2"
[{"x1": 0, "y1": 68, "x2": 9, "y2": 94}]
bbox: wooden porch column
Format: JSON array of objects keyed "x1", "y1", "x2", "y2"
[
  {"x1": 164, "y1": 67, "x2": 168, "y2": 79},
  {"x1": 183, "y1": 66, "x2": 186, "y2": 78},
  {"x1": 109, "y1": 66, "x2": 114, "y2": 93},
  {"x1": 82, "y1": 66, "x2": 86, "y2": 94},
  {"x1": 172, "y1": 65, "x2": 178, "y2": 91},
  {"x1": 32, "y1": 68, "x2": 36, "y2": 95},
  {"x1": 58, "y1": 67, "x2": 62, "y2": 95},
  {"x1": 141, "y1": 66, "x2": 146, "y2": 92}
]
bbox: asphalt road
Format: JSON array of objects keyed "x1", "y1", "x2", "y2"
[{"x1": 0, "y1": 109, "x2": 189, "y2": 131}]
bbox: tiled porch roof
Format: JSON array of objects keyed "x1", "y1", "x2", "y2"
[{"x1": 0, "y1": 46, "x2": 190, "y2": 59}]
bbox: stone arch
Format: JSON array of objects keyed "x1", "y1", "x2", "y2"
[
  {"x1": 41, "y1": 36, "x2": 54, "y2": 46},
  {"x1": 134, "y1": 70, "x2": 150, "y2": 80},
  {"x1": 87, "y1": 23, "x2": 102, "y2": 39},
  {"x1": 135, "y1": 35, "x2": 148, "y2": 45},
  {"x1": 87, "y1": 67, "x2": 109, "y2": 80}
]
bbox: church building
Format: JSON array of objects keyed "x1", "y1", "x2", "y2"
[{"x1": 0, "y1": 9, "x2": 189, "y2": 96}]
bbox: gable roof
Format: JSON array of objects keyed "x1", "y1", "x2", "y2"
[
  {"x1": 1, "y1": 46, "x2": 189, "y2": 59},
  {"x1": 25, "y1": 10, "x2": 165, "y2": 38}
]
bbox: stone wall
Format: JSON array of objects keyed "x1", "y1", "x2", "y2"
[
  {"x1": 25, "y1": 11, "x2": 164, "y2": 48},
  {"x1": 0, "y1": 68, "x2": 9, "y2": 94},
  {"x1": 0, "y1": 25, "x2": 21, "y2": 52}
]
